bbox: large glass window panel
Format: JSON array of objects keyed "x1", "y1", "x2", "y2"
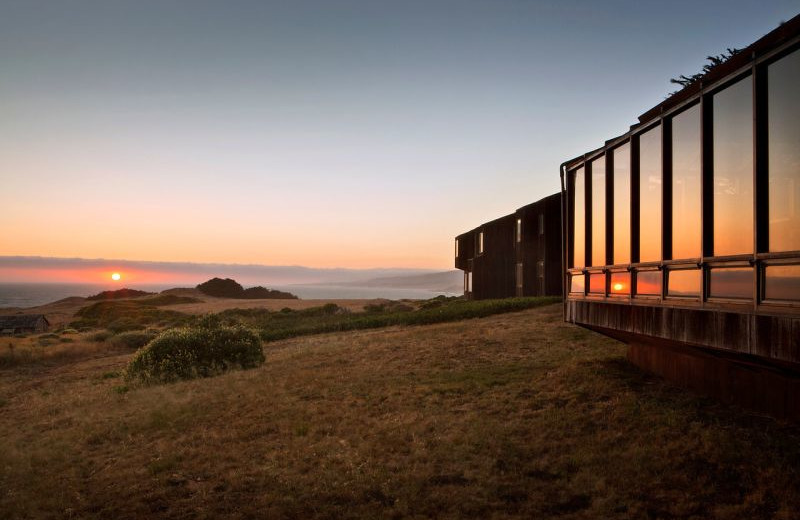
[
  {"x1": 768, "y1": 50, "x2": 800, "y2": 252},
  {"x1": 573, "y1": 168, "x2": 585, "y2": 268},
  {"x1": 588, "y1": 272, "x2": 606, "y2": 294},
  {"x1": 613, "y1": 144, "x2": 631, "y2": 264},
  {"x1": 592, "y1": 157, "x2": 606, "y2": 267},
  {"x1": 610, "y1": 272, "x2": 631, "y2": 295},
  {"x1": 708, "y1": 267, "x2": 752, "y2": 299},
  {"x1": 672, "y1": 105, "x2": 702, "y2": 259},
  {"x1": 636, "y1": 270, "x2": 662, "y2": 296},
  {"x1": 639, "y1": 126, "x2": 662, "y2": 262},
  {"x1": 764, "y1": 265, "x2": 800, "y2": 301},
  {"x1": 713, "y1": 77, "x2": 753, "y2": 256},
  {"x1": 570, "y1": 273, "x2": 585, "y2": 294},
  {"x1": 667, "y1": 269, "x2": 701, "y2": 297}
]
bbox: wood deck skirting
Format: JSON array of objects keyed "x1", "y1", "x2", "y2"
[{"x1": 568, "y1": 299, "x2": 800, "y2": 420}]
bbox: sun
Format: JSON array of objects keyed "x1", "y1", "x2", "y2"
[{"x1": 111, "y1": 273, "x2": 121, "y2": 281}]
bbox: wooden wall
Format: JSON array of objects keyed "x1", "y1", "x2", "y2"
[
  {"x1": 515, "y1": 193, "x2": 562, "y2": 297},
  {"x1": 567, "y1": 299, "x2": 800, "y2": 420},
  {"x1": 472, "y1": 214, "x2": 517, "y2": 300}
]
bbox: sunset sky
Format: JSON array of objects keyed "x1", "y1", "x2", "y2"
[{"x1": 2, "y1": 0, "x2": 797, "y2": 281}]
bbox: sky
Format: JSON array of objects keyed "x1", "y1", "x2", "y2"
[{"x1": 1, "y1": 0, "x2": 798, "y2": 281}]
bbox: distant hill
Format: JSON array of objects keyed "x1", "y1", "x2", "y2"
[
  {"x1": 337, "y1": 271, "x2": 463, "y2": 294},
  {"x1": 87, "y1": 288, "x2": 155, "y2": 301},
  {"x1": 197, "y1": 278, "x2": 298, "y2": 300}
]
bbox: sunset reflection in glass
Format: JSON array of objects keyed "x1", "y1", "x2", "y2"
[
  {"x1": 573, "y1": 167, "x2": 585, "y2": 268},
  {"x1": 667, "y1": 269, "x2": 701, "y2": 297},
  {"x1": 613, "y1": 144, "x2": 631, "y2": 264},
  {"x1": 713, "y1": 76, "x2": 753, "y2": 256},
  {"x1": 636, "y1": 270, "x2": 662, "y2": 296},
  {"x1": 639, "y1": 126, "x2": 661, "y2": 262},
  {"x1": 610, "y1": 272, "x2": 630, "y2": 295},
  {"x1": 672, "y1": 105, "x2": 702, "y2": 259},
  {"x1": 768, "y1": 49, "x2": 800, "y2": 253},
  {"x1": 592, "y1": 157, "x2": 606, "y2": 267}
]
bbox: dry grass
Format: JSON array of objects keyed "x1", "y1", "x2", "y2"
[
  {"x1": 2, "y1": 289, "x2": 405, "y2": 329},
  {"x1": 1, "y1": 304, "x2": 798, "y2": 519}
]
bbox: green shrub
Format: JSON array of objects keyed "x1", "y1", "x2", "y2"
[
  {"x1": 70, "y1": 301, "x2": 187, "y2": 331},
  {"x1": 89, "y1": 330, "x2": 112, "y2": 343},
  {"x1": 111, "y1": 330, "x2": 157, "y2": 350},
  {"x1": 125, "y1": 321, "x2": 264, "y2": 384},
  {"x1": 141, "y1": 294, "x2": 202, "y2": 306}
]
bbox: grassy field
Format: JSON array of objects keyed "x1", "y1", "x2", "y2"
[{"x1": 1, "y1": 303, "x2": 799, "y2": 519}]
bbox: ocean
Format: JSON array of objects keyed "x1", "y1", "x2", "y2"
[{"x1": 0, "y1": 283, "x2": 458, "y2": 308}]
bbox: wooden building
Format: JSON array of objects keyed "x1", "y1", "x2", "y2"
[
  {"x1": 0, "y1": 314, "x2": 50, "y2": 335},
  {"x1": 454, "y1": 230, "x2": 476, "y2": 298},
  {"x1": 514, "y1": 193, "x2": 562, "y2": 297},
  {"x1": 455, "y1": 193, "x2": 563, "y2": 300},
  {"x1": 560, "y1": 16, "x2": 800, "y2": 420}
]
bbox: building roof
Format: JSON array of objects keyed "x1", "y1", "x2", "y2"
[
  {"x1": 0, "y1": 314, "x2": 49, "y2": 329},
  {"x1": 515, "y1": 192, "x2": 561, "y2": 213}
]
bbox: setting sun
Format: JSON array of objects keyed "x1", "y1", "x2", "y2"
[{"x1": 111, "y1": 273, "x2": 121, "y2": 281}]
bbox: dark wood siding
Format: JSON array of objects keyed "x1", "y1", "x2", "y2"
[
  {"x1": 472, "y1": 214, "x2": 516, "y2": 300},
  {"x1": 514, "y1": 193, "x2": 563, "y2": 297}
]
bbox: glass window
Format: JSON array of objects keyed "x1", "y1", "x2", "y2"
[
  {"x1": 672, "y1": 105, "x2": 702, "y2": 259},
  {"x1": 713, "y1": 76, "x2": 753, "y2": 256},
  {"x1": 613, "y1": 143, "x2": 631, "y2": 264},
  {"x1": 768, "y1": 49, "x2": 800, "y2": 252},
  {"x1": 478, "y1": 232, "x2": 484, "y2": 254},
  {"x1": 636, "y1": 270, "x2": 662, "y2": 296},
  {"x1": 573, "y1": 167, "x2": 585, "y2": 268},
  {"x1": 588, "y1": 272, "x2": 606, "y2": 294},
  {"x1": 764, "y1": 265, "x2": 800, "y2": 301},
  {"x1": 667, "y1": 269, "x2": 701, "y2": 297},
  {"x1": 464, "y1": 272, "x2": 469, "y2": 292},
  {"x1": 570, "y1": 273, "x2": 585, "y2": 294},
  {"x1": 610, "y1": 272, "x2": 631, "y2": 295},
  {"x1": 516, "y1": 219, "x2": 522, "y2": 242},
  {"x1": 709, "y1": 267, "x2": 752, "y2": 299},
  {"x1": 467, "y1": 271, "x2": 473, "y2": 292},
  {"x1": 455, "y1": 239, "x2": 459, "y2": 258},
  {"x1": 592, "y1": 157, "x2": 606, "y2": 267},
  {"x1": 639, "y1": 126, "x2": 662, "y2": 262}
]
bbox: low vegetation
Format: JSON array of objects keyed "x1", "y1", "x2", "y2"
[
  {"x1": 140, "y1": 294, "x2": 202, "y2": 306},
  {"x1": 196, "y1": 277, "x2": 298, "y2": 299},
  {"x1": 1, "y1": 304, "x2": 798, "y2": 519},
  {"x1": 125, "y1": 317, "x2": 264, "y2": 384},
  {"x1": 218, "y1": 295, "x2": 561, "y2": 342},
  {"x1": 70, "y1": 300, "x2": 189, "y2": 332},
  {"x1": 87, "y1": 288, "x2": 155, "y2": 300}
]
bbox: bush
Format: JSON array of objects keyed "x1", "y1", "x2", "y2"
[
  {"x1": 112, "y1": 330, "x2": 157, "y2": 350},
  {"x1": 196, "y1": 278, "x2": 245, "y2": 298},
  {"x1": 87, "y1": 288, "x2": 155, "y2": 301},
  {"x1": 89, "y1": 330, "x2": 112, "y2": 343},
  {"x1": 241, "y1": 286, "x2": 298, "y2": 299},
  {"x1": 125, "y1": 320, "x2": 264, "y2": 384},
  {"x1": 196, "y1": 277, "x2": 298, "y2": 299}
]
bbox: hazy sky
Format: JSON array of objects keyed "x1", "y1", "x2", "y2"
[{"x1": 2, "y1": 0, "x2": 797, "y2": 272}]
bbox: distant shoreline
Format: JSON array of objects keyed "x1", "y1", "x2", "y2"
[{"x1": 0, "y1": 282, "x2": 460, "y2": 310}]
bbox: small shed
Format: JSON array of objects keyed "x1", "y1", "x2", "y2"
[{"x1": 0, "y1": 314, "x2": 50, "y2": 335}]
